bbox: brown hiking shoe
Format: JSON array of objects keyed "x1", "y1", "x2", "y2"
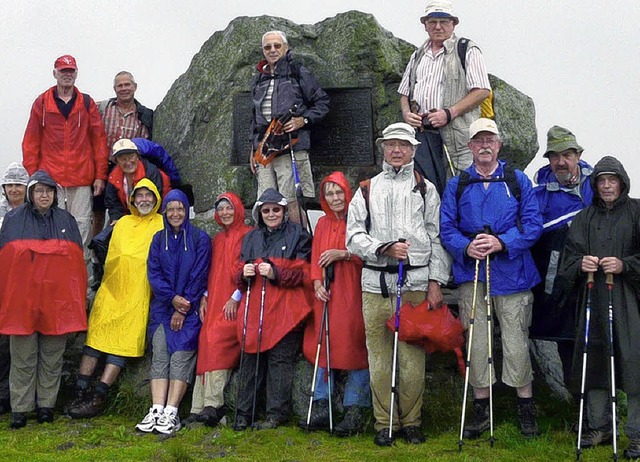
[
  {"x1": 67, "y1": 392, "x2": 106, "y2": 419},
  {"x1": 517, "y1": 401, "x2": 540, "y2": 438}
]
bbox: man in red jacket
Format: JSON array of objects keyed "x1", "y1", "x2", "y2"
[{"x1": 22, "y1": 54, "x2": 109, "y2": 255}]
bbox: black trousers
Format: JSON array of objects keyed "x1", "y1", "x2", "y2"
[
  {"x1": 413, "y1": 129, "x2": 446, "y2": 197},
  {"x1": 0, "y1": 335, "x2": 9, "y2": 401},
  {"x1": 237, "y1": 330, "x2": 302, "y2": 422}
]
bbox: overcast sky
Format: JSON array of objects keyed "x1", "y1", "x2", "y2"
[{"x1": 3, "y1": 1, "x2": 639, "y2": 193}]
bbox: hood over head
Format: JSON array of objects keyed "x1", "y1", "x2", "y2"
[
  {"x1": 214, "y1": 191, "x2": 245, "y2": 229},
  {"x1": 251, "y1": 187, "x2": 287, "y2": 225},
  {"x1": 128, "y1": 177, "x2": 162, "y2": 217},
  {"x1": 591, "y1": 155, "x2": 630, "y2": 204},
  {"x1": 319, "y1": 171, "x2": 353, "y2": 218},
  {"x1": 26, "y1": 169, "x2": 58, "y2": 207},
  {"x1": 162, "y1": 188, "x2": 191, "y2": 231},
  {"x1": 2, "y1": 162, "x2": 29, "y2": 187}
]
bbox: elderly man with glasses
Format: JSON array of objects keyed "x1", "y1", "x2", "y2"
[
  {"x1": 398, "y1": 0, "x2": 491, "y2": 195},
  {"x1": 440, "y1": 118, "x2": 543, "y2": 440},
  {"x1": 249, "y1": 30, "x2": 329, "y2": 226},
  {"x1": 346, "y1": 122, "x2": 450, "y2": 446}
]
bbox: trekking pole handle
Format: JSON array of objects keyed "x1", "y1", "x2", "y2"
[
  {"x1": 606, "y1": 273, "x2": 614, "y2": 287},
  {"x1": 586, "y1": 272, "x2": 594, "y2": 289}
]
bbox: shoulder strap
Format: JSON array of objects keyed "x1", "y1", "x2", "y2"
[
  {"x1": 82, "y1": 93, "x2": 91, "y2": 113},
  {"x1": 359, "y1": 179, "x2": 372, "y2": 232},
  {"x1": 457, "y1": 37, "x2": 470, "y2": 72},
  {"x1": 503, "y1": 164, "x2": 521, "y2": 203},
  {"x1": 412, "y1": 170, "x2": 427, "y2": 199}
]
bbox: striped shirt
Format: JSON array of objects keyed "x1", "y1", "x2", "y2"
[
  {"x1": 101, "y1": 99, "x2": 150, "y2": 150},
  {"x1": 261, "y1": 78, "x2": 275, "y2": 122},
  {"x1": 398, "y1": 38, "x2": 490, "y2": 112}
]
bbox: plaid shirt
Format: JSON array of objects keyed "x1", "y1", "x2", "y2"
[{"x1": 101, "y1": 99, "x2": 150, "y2": 151}]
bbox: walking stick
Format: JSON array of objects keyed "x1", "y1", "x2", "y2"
[
  {"x1": 234, "y1": 262, "x2": 253, "y2": 430},
  {"x1": 458, "y1": 259, "x2": 481, "y2": 451},
  {"x1": 576, "y1": 272, "x2": 594, "y2": 461},
  {"x1": 324, "y1": 264, "x2": 335, "y2": 433},
  {"x1": 305, "y1": 263, "x2": 335, "y2": 431},
  {"x1": 287, "y1": 107, "x2": 312, "y2": 236},
  {"x1": 251, "y1": 275, "x2": 267, "y2": 426},
  {"x1": 443, "y1": 144, "x2": 456, "y2": 177},
  {"x1": 485, "y1": 250, "x2": 495, "y2": 448},
  {"x1": 605, "y1": 273, "x2": 618, "y2": 461},
  {"x1": 389, "y1": 238, "x2": 406, "y2": 440}
]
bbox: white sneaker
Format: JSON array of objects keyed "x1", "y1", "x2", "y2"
[
  {"x1": 155, "y1": 411, "x2": 181, "y2": 435},
  {"x1": 136, "y1": 408, "x2": 160, "y2": 433}
]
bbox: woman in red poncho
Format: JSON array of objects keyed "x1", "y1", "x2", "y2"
[
  {"x1": 300, "y1": 172, "x2": 370, "y2": 436},
  {"x1": 187, "y1": 192, "x2": 252, "y2": 426}
]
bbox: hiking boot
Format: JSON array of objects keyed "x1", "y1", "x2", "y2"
[
  {"x1": 181, "y1": 413, "x2": 200, "y2": 426},
  {"x1": 334, "y1": 406, "x2": 366, "y2": 437},
  {"x1": 10, "y1": 412, "x2": 27, "y2": 429},
  {"x1": 624, "y1": 437, "x2": 640, "y2": 459},
  {"x1": 298, "y1": 399, "x2": 329, "y2": 431},
  {"x1": 155, "y1": 411, "x2": 181, "y2": 435},
  {"x1": 136, "y1": 408, "x2": 161, "y2": 433},
  {"x1": 401, "y1": 425, "x2": 426, "y2": 444},
  {"x1": 233, "y1": 415, "x2": 249, "y2": 432},
  {"x1": 373, "y1": 428, "x2": 395, "y2": 447},
  {"x1": 67, "y1": 391, "x2": 106, "y2": 419},
  {"x1": 64, "y1": 387, "x2": 91, "y2": 415},
  {"x1": 200, "y1": 406, "x2": 223, "y2": 427},
  {"x1": 463, "y1": 401, "x2": 490, "y2": 439},
  {"x1": 517, "y1": 400, "x2": 540, "y2": 438},
  {"x1": 580, "y1": 428, "x2": 613, "y2": 448},
  {"x1": 37, "y1": 407, "x2": 54, "y2": 424},
  {"x1": 254, "y1": 416, "x2": 287, "y2": 430}
]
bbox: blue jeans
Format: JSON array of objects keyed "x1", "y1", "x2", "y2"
[{"x1": 313, "y1": 368, "x2": 371, "y2": 407}]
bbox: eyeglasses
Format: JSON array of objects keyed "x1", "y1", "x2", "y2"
[
  {"x1": 33, "y1": 188, "x2": 54, "y2": 196},
  {"x1": 260, "y1": 206, "x2": 283, "y2": 215},
  {"x1": 470, "y1": 138, "x2": 501, "y2": 146},
  {"x1": 263, "y1": 43, "x2": 283, "y2": 51},
  {"x1": 165, "y1": 206, "x2": 185, "y2": 214},
  {"x1": 216, "y1": 204, "x2": 234, "y2": 213},
  {"x1": 425, "y1": 19, "x2": 453, "y2": 28},
  {"x1": 382, "y1": 141, "x2": 413, "y2": 151}
]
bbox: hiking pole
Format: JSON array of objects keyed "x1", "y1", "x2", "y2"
[
  {"x1": 287, "y1": 107, "x2": 312, "y2": 236},
  {"x1": 576, "y1": 272, "x2": 594, "y2": 461},
  {"x1": 605, "y1": 273, "x2": 618, "y2": 461},
  {"x1": 443, "y1": 144, "x2": 456, "y2": 177},
  {"x1": 234, "y1": 261, "x2": 253, "y2": 430},
  {"x1": 251, "y1": 274, "x2": 267, "y2": 427},
  {"x1": 458, "y1": 258, "x2": 481, "y2": 452},
  {"x1": 324, "y1": 263, "x2": 335, "y2": 433},
  {"x1": 305, "y1": 263, "x2": 335, "y2": 431},
  {"x1": 389, "y1": 238, "x2": 406, "y2": 440},
  {"x1": 484, "y1": 226, "x2": 495, "y2": 448}
]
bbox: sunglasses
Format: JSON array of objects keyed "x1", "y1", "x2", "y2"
[
  {"x1": 261, "y1": 206, "x2": 283, "y2": 215},
  {"x1": 263, "y1": 43, "x2": 283, "y2": 51}
]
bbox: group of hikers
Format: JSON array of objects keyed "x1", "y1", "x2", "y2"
[{"x1": 0, "y1": 0, "x2": 638, "y2": 459}]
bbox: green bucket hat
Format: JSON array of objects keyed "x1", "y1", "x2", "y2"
[{"x1": 544, "y1": 125, "x2": 583, "y2": 158}]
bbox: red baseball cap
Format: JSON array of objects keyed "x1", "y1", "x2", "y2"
[{"x1": 54, "y1": 55, "x2": 78, "y2": 71}]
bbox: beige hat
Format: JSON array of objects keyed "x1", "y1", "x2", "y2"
[
  {"x1": 375, "y1": 123, "x2": 421, "y2": 150},
  {"x1": 112, "y1": 139, "x2": 139, "y2": 157},
  {"x1": 469, "y1": 118, "x2": 500, "y2": 140},
  {"x1": 420, "y1": 0, "x2": 459, "y2": 25}
]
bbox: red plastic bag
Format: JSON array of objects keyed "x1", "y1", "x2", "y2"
[{"x1": 386, "y1": 300, "x2": 466, "y2": 376}]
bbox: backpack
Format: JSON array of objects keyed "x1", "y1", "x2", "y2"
[
  {"x1": 359, "y1": 170, "x2": 427, "y2": 232},
  {"x1": 455, "y1": 164, "x2": 523, "y2": 232},
  {"x1": 457, "y1": 38, "x2": 494, "y2": 119}
]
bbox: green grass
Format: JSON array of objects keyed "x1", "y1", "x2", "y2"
[{"x1": 0, "y1": 399, "x2": 627, "y2": 462}]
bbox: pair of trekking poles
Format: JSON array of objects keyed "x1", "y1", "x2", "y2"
[
  {"x1": 576, "y1": 272, "x2": 618, "y2": 461},
  {"x1": 233, "y1": 259, "x2": 268, "y2": 429},
  {"x1": 458, "y1": 252, "x2": 496, "y2": 450}
]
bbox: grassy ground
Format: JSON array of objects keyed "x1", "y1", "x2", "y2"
[{"x1": 0, "y1": 388, "x2": 627, "y2": 462}]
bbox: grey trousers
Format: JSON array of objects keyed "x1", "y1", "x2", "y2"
[
  {"x1": 9, "y1": 333, "x2": 67, "y2": 412},
  {"x1": 588, "y1": 388, "x2": 640, "y2": 439}
]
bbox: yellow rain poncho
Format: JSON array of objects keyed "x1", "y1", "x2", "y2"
[{"x1": 85, "y1": 179, "x2": 164, "y2": 357}]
